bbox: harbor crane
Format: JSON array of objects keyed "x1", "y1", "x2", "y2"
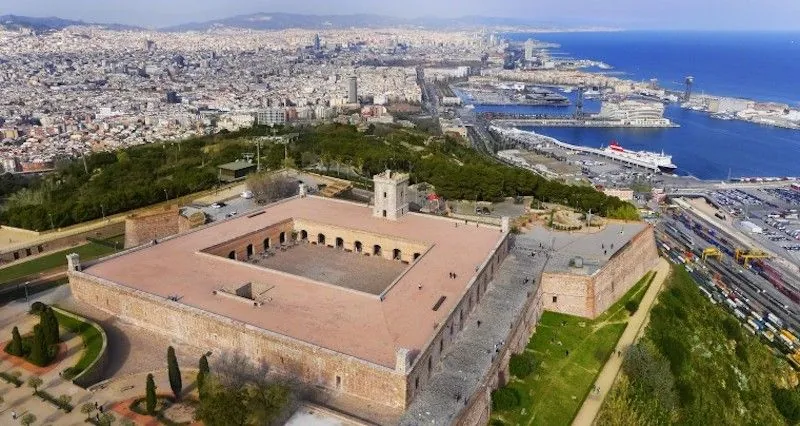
[
  {"x1": 735, "y1": 248, "x2": 770, "y2": 266},
  {"x1": 702, "y1": 246, "x2": 722, "y2": 261}
]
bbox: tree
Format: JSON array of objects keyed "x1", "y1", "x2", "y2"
[
  {"x1": 145, "y1": 373, "x2": 157, "y2": 415},
  {"x1": 622, "y1": 343, "x2": 677, "y2": 412},
  {"x1": 41, "y1": 307, "x2": 59, "y2": 347},
  {"x1": 247, "y1": 382, "x2": 291, "y2": 425},
  {"x1": 167, "y1": 346, "x2": 182, "y2": 400},
  {"x1": 198, "y1": 354, "x2": 210, "y2": 398},
  {"x1": 81, "y1": 402, "x2": 96, "y2": 420},
  {"x1": 8, "y1": 326, "x2": 23, "y2": 356},
  {"x1": 57, "y1": 394, "x2": 72, "y2": 409},
  {"x1": 27, "y1": 376, "x2": 43, "y2": 394},
  {"x1": 28, "y1": 324, "x2": 49, "y2": 366},
  {"x1": 195, "y1": 378, "x2": 248, "y2": 426},
  {"x1": 98, "y1": 412, "x2": 116, "y2": 426},
  {"x1": 20, "y1": 413, "x2": 36, "y2": 426},
  {"x1": 772, "y1": 386, "x2": 800, "y2": 424}
]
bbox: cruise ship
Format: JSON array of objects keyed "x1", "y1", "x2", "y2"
[{"x1": 604, "y1": 141, "x2": 677, "y2": 173}]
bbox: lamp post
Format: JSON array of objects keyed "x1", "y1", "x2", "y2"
[
  {"x1": 48, "y1": 213, "x2": 54, "y2": 230},
  {"x1": 163, "y1": 189, "x2": 169, "y2": 202}
]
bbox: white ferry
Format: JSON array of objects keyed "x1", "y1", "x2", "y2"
[{"x1": 604, "y1": 141, "x2": 677, "y2": 173}]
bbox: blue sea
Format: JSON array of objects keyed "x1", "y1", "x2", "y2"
[{"x1": 489, "y1": 31, "x2": 800, "y2": 179}]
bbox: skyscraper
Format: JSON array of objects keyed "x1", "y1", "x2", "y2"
[
  {"x1": 313, "y1": 33, "x2": 321, "y2": 51},
  {"x1": 348, "y1": 76, "x2": 358, "y2": 104},
  {"x1": 524, "y1": 39, "x2": 535, "y2": 62}
]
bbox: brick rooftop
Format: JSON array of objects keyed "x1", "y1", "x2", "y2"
[{"x1": 83, "y1": 196, "x2": 504, "y2": 368}]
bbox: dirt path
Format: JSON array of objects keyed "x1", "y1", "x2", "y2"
[{"x1": 571, "y1": 258, "x2": 671, "y2": 426}]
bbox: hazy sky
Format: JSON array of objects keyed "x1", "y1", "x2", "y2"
[{"x1": 3, "y1": 0, "x2": 799, "y2": 30}]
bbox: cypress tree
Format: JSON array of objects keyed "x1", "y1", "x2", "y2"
[
  {"x1": 29, "y1": 325, "x2": 48, "y2": 366},
  {"x1": 48, "y1": 308, "x2": 60, "y2": 344},
  {"x1": 167, "y1": 346, "x2": 182, "y2": 400},
  {"x1": 197, "y1": 354, "x2": 210, "y2": 399},
  {"x1": 9, "y1": 326, "x2": 23, "y2": 356},
  {"x1": 145, "y1": 373, "x2": 157, "y2": 415},
  {"x1": 41, "y1": 308, "x2": 59, "y2": 347}
]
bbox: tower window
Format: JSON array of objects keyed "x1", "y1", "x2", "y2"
[
  {"x1": 552, "y1": 296, "x2": 558, "y2": 303},
  {"x1": 383, "y1": 192, "x2": 387, "y2": 198}
]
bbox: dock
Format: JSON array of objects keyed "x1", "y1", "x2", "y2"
[
  {"x1": 491, "y1": 117, "x2": 678, "y2": 128},
  {"x1": 491, "y1": 126, "x2": 668, "y2": 172}
]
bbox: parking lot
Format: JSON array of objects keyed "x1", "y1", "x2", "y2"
[{"x1": 704, "y1": 186, "x2": 800, "y2": 265}]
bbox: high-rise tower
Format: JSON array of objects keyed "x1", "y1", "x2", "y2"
[{"x1": 348, "y1": 75, "x2": 358, "y2": 104}]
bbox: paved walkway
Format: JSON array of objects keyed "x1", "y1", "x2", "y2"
[{"x1": 571, "y1": 258, "x2": 671, "y2": 426}]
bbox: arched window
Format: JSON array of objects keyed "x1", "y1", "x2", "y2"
[
  {"x1": 393, "y1": 248, "x2": 402, "y2": 260},
  {"x1": 300, "y1": 230, "x2": 308, "y2": 240},
  {"x1": 263, "y1": 238, "x2": 270, "y2": 250},
  {"x1": 318, "y1": 233, "x2": 326, "y2": 245},
  {"x1": 354, "y1": 241, "x2": 363, "y2": 253},
  {"x1": 413, "y1": 252, "x2": 421, "y2": 261},
  {"x1": 228, "y1": 251, "x2": 236, "y2": 259},
  {"x1": 336, "y1": 237, "x2": 344, "y2": 249},
  {"x1": 246, "y1": 244, "x2": 254, "y2": 258},
  {"x1": 373, "y1": 245, "x2": 382, "y2": 256},
  {"x1": 279, "y1": 232, "x2": 286, "y2": 244}
]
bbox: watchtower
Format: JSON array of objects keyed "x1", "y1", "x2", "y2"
[{"x1": 373, "y1": 170, "x2": 409, "y2": 220}]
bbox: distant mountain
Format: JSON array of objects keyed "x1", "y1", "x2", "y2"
[
  {"x1": 0, "y1": 14, "x2": 141, "y2": 32},
  {"x1": 162, "y1": 12, "x2": 572, "y2": 32}
]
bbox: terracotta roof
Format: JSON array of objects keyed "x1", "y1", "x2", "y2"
[{"x1": 84, "y1": 196, "x2": 504, "y2": 368}]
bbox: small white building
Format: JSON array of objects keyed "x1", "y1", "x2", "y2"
[{"x1": 741, "y1": 221, "x2": 763, "y2": 234}]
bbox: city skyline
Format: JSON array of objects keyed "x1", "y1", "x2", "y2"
[{"x1": 3, "y1": 0, "x2": 800, "y2": 30}]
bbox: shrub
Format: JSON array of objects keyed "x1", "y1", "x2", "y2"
[
  {"x1": 30, "y1": 301, "x2": 47, "y2": 314},
  {"x1": 722, "y1": 317, "x2": 743, "y2": 341},
  {"x1": 491, "y1": 387, "x2": 521, "y2": 411},
  {"x1": 625, "y1": 300, "x2": 640, "y2": 315},
  {"x1": 772, "y1": 386, "x2": 800, "y2": 423},
  {"x1": 7, "y1": 326, "x2": 23, "y2": 356},
  {"x1": 490, "y1": 419, "x2": 506, "y2": 426},
  {"x1": 62, "y1": 367, "x2": 79, "y2": 380},
  {"x1": 0, "y1": 371, "x2": 23, "y2": 387},
  {"x1": 509, "y1": 353, "x2": 536, "y2": 379}
]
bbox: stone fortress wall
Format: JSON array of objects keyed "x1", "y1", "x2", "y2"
[
  {"x1": 539, "y1": 225, "x2": 659, "y2": 318},
  {"x1": 453, "y1": 225, "x2": 659, "y2": 425},
  {"x1": 0, "y1": 221, "x2": 124, "y2": 264},
  {"x1": 68, "y1": 270, "x2": 408, "y2": 414},
  {"x1": 124, "y1": 206, "x2": 204, "y2": 248},
  {"x1": 68, "y1": 209, "x2": 512, "y2": 421}
]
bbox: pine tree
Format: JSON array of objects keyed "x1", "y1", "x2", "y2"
[
  {"x1": 145, "y1": 373, "x2": 157, "y2": 415},
  {"x1": 28, "y1": 325, "x2": 48, "y2": 366},
  {"x1": 197, "y1": 354, "x2": 210, "y2": 399},
  {"x1": 167, "y1": 346, "x2": 182, "y2": 400},
  {"x1": 8, "y1": 326, "x2": 23, "y2": 356}
]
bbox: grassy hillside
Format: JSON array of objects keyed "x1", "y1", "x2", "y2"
[{"x1": 597, "y1": 266, "x2": 797, "y2": 425}]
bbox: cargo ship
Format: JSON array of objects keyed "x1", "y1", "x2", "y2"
[{"x1": 603, "y1": 141, "x2": 677, "y2": 173}]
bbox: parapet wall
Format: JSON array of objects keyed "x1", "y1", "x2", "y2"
[
  {"x1": 124, "y1": 207, "x2": 180, "y2": 248},
  {"x1": 68, "y1": 270, "x2": 407, "y2": 414},
  {"x1": 51, "y1": 306, "x2": 109, "y2": 388},
  {"x1": 0, "y1": 221, "x2": 124, "y2": 265},
  {"x1": 590, "y1": 225, "x2": 659, "y2": 317}
]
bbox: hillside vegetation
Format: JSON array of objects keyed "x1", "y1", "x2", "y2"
[
  {"x1": 0, "y1": 124, "x2": 638, "y2": 231},
  {"x1": 597, "y1": 266, "x2": 797, "y2": 425}
]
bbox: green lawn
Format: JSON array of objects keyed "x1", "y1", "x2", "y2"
[
  {"x1": 0, "y1": 239, "x2": 121, "y2": 285},
  {"x1": 491, "y1": 271, "x2": 655, "y2": 426},
  {"x1": 54, "y1": 309, "x2": 104, "y2": 376}
]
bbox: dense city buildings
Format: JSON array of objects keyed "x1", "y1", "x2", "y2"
[{"x1": 0, "y1": 26, "x2": 489, "y2": 169}]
